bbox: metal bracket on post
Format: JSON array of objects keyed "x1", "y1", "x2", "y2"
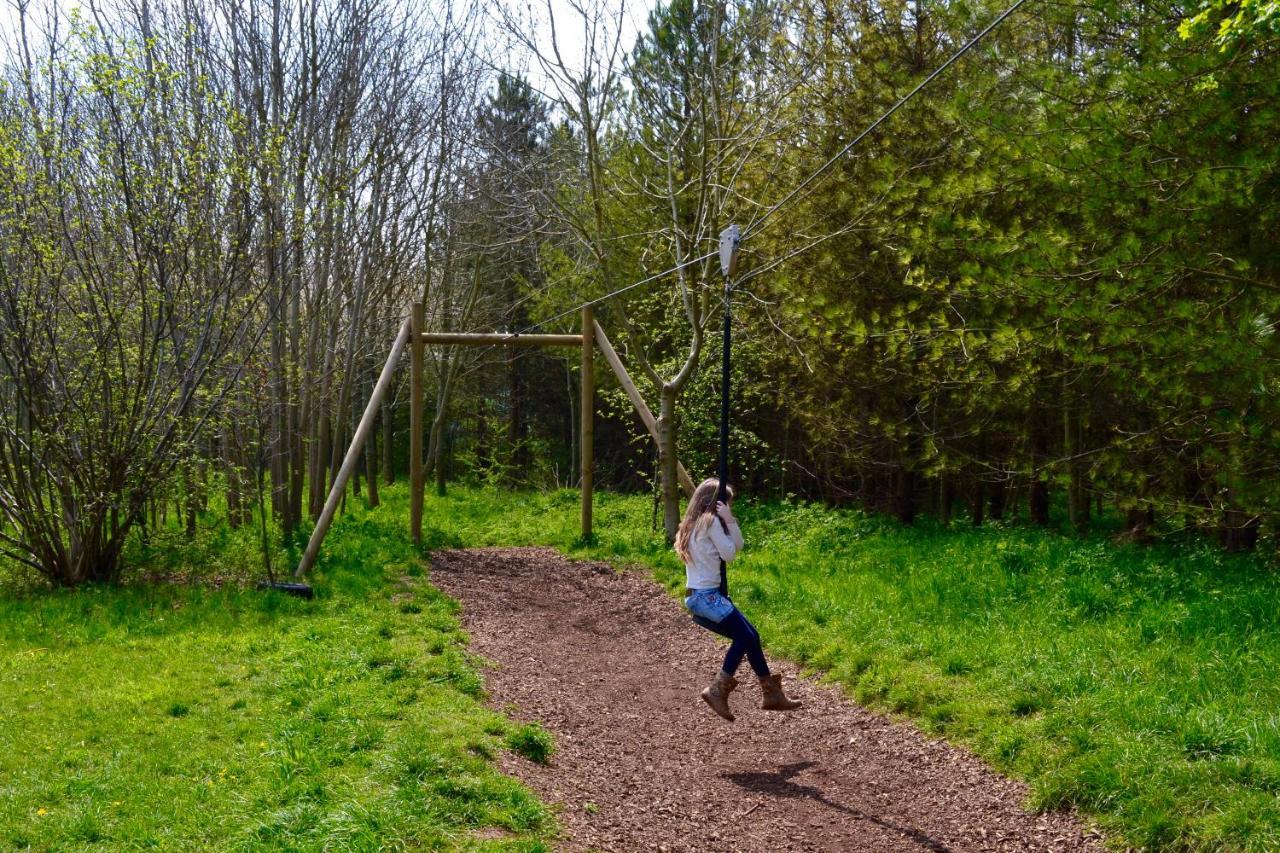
[{"x1": 719, "y1": 223, "x2": 741, "y2": 279}]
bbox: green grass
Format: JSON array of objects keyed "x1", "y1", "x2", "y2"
[
  {"x1": 0, "y1": 496, "x2": 553, "y2": 850},
  {"x1": 6, "y1": 482, "x2": 1280, "y2": 850},
  {"x1": 401, "y1": 485, "x2": 1280, "y2": 851}
]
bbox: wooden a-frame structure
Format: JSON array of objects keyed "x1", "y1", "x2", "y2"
[{"x1": 296, "y1": 304, "x2": 692, "y2": 576}]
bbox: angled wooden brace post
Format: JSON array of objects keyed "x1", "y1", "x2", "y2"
[
  {"x1": 297, "y1": 317, "x2": 412, "y2": 577},
  {"x1": 592, "y1": 320, "x2": 695, "y2": 499}
]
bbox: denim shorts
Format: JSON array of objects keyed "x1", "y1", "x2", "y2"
[{"x1": 685, "y1": 588, "x2": 734, "y2": 623}]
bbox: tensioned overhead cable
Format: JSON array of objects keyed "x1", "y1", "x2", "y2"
[
  {"x1": 490, "y1": 0, "x2": 1031, "y2": 336},
  {"x1": 445, "y1": 227, "x2": 687, "y2": 339},
  {"x1": 514, "y1": 248, "x2": 720, "y2": 334},
  {"x1": 742, "y1": 0, "x2": 1032, "y2": 239}
]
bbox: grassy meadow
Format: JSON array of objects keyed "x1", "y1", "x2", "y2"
[
  {"x1": 4, "y1": 483, "x2": 1280, "y2": 850},
  {"x1": 410, "y1": 486, "x2": 1280, "y2": 851},
  {"x1": 0, "y1": 500, "x2": 553, "y2": 851}
]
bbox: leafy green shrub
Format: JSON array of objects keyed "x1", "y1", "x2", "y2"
[{"x1": 419, "y1": 527, "x2": 464, "y2": 552}]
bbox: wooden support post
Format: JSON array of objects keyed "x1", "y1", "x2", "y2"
[
  {"x1": 410, "y1": 302, "x2": 424, "y2": 545},
  {"x1": 297, "y1": 318, "x2": 412, "y2": 576},
  {"x1": 581, "y1": 307, "x2": 594, "y2": 540},
  {"x1": 592, "y1": 319, "x2": 694, "y2": 498}
]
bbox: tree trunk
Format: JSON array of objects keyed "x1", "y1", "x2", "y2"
[
  {"x1": 430, "y1": 369, "x2": 456, "y2": 497},
  {"x1": 309, "y1": 315, "x2": 341, "y2": 521},
  {"x1": 894, "y1": 464, "x2": 916, "y2": 525},
  {"x1": 1125, "y1": 506, "x2": 1155, "y2": 543},
  {"x1": 311, "y1": 412, "x2": 331, "y2": 519},
  {"x1": 382, "y1": 394, "x2": 395, "y2": 485},
  {"x1": 567, "y1": 361, "x2": 578, "y2": 487},
  {"x1": 329, "y1": 415, "x2": 347, "y2": 501},
  {"x1": 270, "y1": 310, "x2": 289, "y2": 529},
  {"x1": 988, "y1": 479, "x2": 1007, "y2": 521},
  {"x1": 184, "y1": 461, "x2": 198, "y2": 538},
  {"x1": 1222, "y1": 427, "x2": 1258, "y2": 552},
  {"x1": 970, "y1": 480, "x2": 985, "y2": 527},
  {"x1": 446, "y1": 423, "x2": 458, "y2": 488},
  {"x1": 1065, "y1": 401, "x2": 1089, "y2": 533},
  {"x1": 1029, "y1": 409, "x2": 1050, "y2": 525},
  {"x1": 508, "y1": 349, "x2": 527, "y2": 485},
  {"x1": 657, "y1": 385, "x2": 681, "y2": 543},
  {"x1": 475, "y1": 400, "x2": 490, "y2": 481},
  {"x1": 363, "y1": 364, "x2": 380, "y2": 507},
  {"x1": 435, "y1": 411, "x2": 450, "y2": 497},
  {"x1": 1223, "y1": 514, "x2": 1260, "y2": 552},
  {"x1": 224, "y1": 423, "x2": 244, "y2": 530}
]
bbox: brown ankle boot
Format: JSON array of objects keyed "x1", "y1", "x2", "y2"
[
  {"x1": 701, "y1": 670, "x2": 738, "y2": 722},
  {"x1": 760, "y1": 673, "x2": 802, "y2": 711}
]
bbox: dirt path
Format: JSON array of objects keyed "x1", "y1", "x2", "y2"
[{"x1": 430, "y1": 548, "x2": 1103, "y2": 852}]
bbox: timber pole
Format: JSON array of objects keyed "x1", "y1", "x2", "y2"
[
  {"x1": 410, "y1": 302, "x2": 424, "y2": 545},
  {"x1": 297, "y1": 317, "x2": 412, "y2": 576},
  {"x1": 592, "y1": 320, "x2": 694, "y2": 498},
  {"x1": 581, "y1": 306, "x2": 594, "y2": 540},
  {"x1": 418, "y1": 332, "x2": 582, "y2": 347}
]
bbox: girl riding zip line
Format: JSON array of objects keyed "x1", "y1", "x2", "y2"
[{"x1": 676, "y1": 477, "x2": 801, "y2": 721}]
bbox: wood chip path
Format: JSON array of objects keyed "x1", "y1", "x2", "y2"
[{"x1": 430, "y1": 547, "x2": 1104, "y2": 852}]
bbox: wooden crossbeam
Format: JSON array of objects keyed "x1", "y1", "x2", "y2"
[
  {"x1": 299, "y1": 314, "x2": 690, "y2": 575},
  {"x1": 420, "y1": 332, "x2": 582, "y2": 347}
]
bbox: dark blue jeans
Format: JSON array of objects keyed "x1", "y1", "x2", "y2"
[{"x1": 690, "y1": 604, "x2": 770, "y2": 678}]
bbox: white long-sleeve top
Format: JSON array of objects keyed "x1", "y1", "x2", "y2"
[{"x1": 684, "y1": 517, "x2": 744, "y2": 590}]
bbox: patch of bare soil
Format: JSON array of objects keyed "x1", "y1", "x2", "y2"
[{"x1": 430, "y1": 547, "x2": 1103, "y2": 852}]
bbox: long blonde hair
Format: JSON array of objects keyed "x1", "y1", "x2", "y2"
[{"x1": 674, "y1": 477, "x2": 733, "y2": 563}]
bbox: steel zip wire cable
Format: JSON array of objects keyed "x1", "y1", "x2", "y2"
[
  {"x1": 446, "y1": 228, "x2": 686, "y2": 338},
  {"x1": 742, "y1": 0, "x2": 1033, "y2": 240},
  {"x1": 480, "y1": 0, "x2": 1031, "y2": 337},
  {"x1": 513, "y1": 248, "x2": 720, "y2": 335}
]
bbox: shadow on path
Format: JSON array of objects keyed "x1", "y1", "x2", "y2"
[{"x1": 723, "y1": 761, "x2": 953, "y2": 853}]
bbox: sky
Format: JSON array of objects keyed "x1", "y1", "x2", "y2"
[
  {"x1": 1, "y1": 0, "x2": 660, "y2": 104},
  {"x1": 0, "y1": 1, "x2": 660, "y2": 64},
  {"x1": 494, "y1": 0, "x2": 658, "y2": 100}
]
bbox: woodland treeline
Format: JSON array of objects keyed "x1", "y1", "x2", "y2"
[{"x1": 1, "y1": 0, "x2": 1277, "y2": 586}]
